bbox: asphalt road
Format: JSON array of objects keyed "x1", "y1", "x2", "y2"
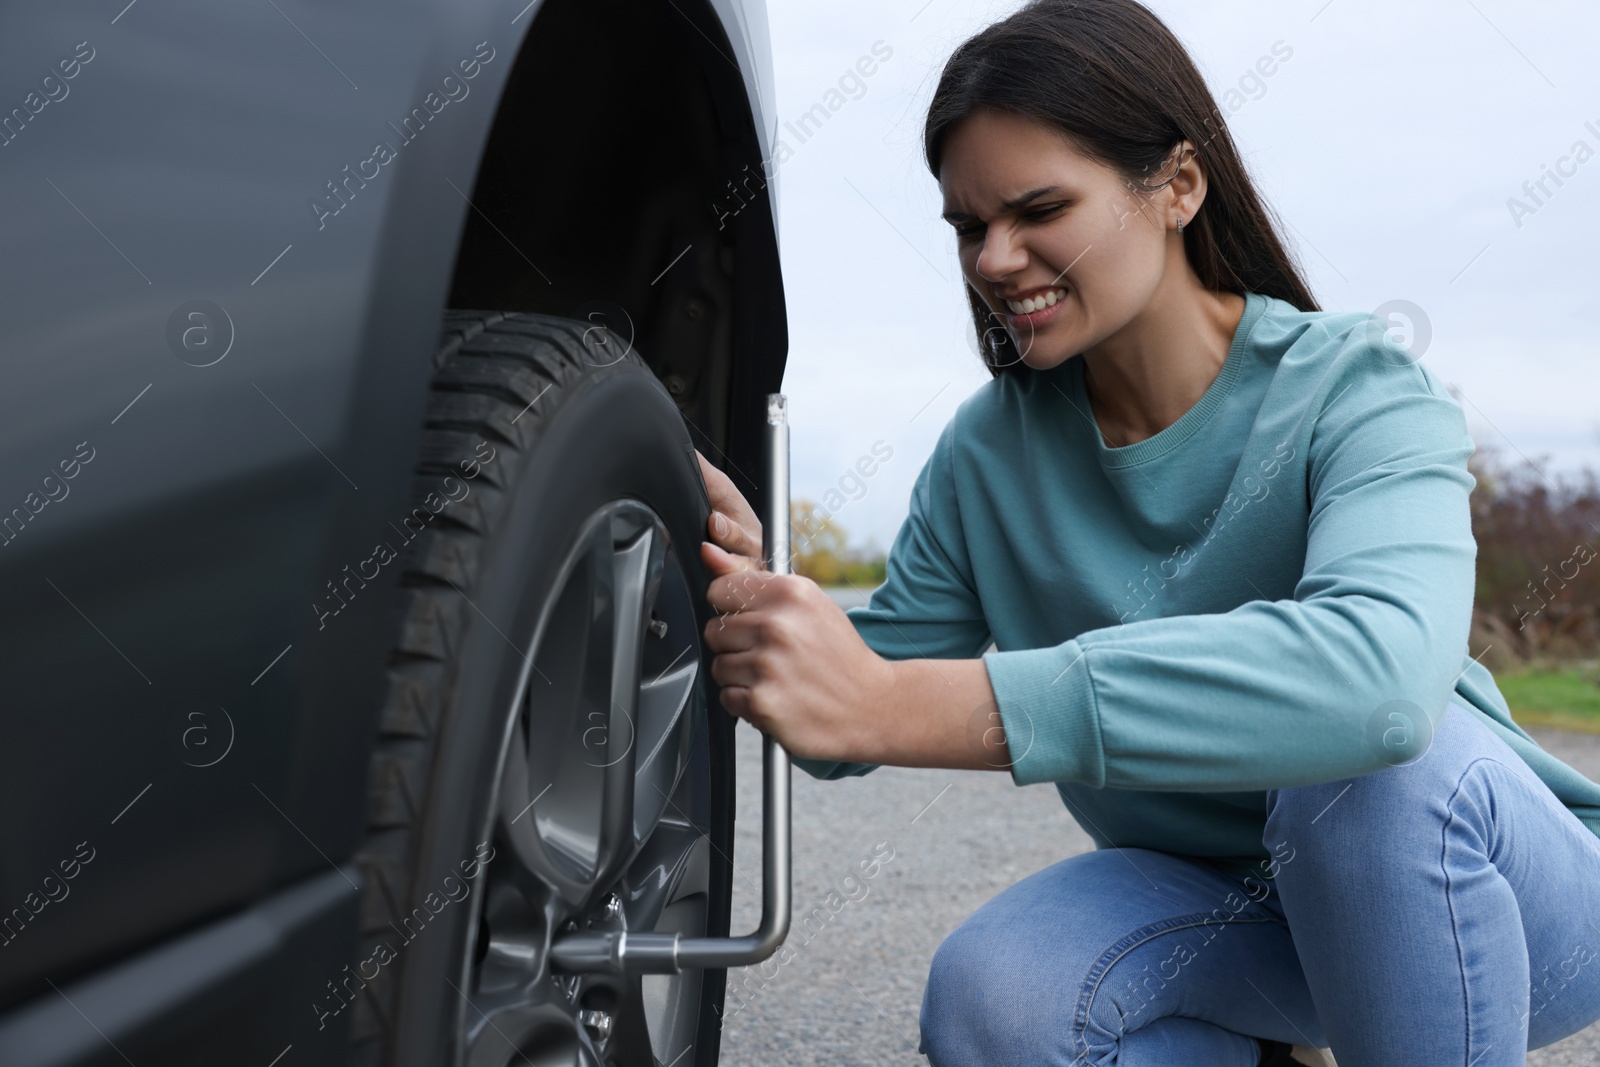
[{"x1": 715, "y1": 590, "x2": 1600, "y2": 1066}]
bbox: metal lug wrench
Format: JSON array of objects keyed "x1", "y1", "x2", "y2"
[{"x1": 549, "y1": 394, "x2": 794, "y2": 975}]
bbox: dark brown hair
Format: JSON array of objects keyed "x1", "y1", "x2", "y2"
[{"x1": 924, "y1": 0, "x2": 1319, "y2": 379}]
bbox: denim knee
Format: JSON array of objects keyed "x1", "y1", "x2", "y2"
[
  {"x1": 920, "y1": 919, "x2": 1022, "y2": 1064},
  {"x1": 1263, "y1": 757, "x2": 1424, "y2": 829},
  {"x1": 1262, "y1": 776, "x2": 1360, "y2": 833},
  {"x1": 1261, "y1": 701, "x2": 1498, "y2": 850}
]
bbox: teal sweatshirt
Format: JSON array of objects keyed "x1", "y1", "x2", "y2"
[{"x1": 793, "y1": 290, "x2": 1600, "y2": 880}]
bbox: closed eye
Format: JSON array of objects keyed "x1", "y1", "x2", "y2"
[
  {"x1": 1023, "y1": 202, "x2": 1067, "y2": 222},
  {"x1": 950, "y1": 202, "x2": 1068, "y2": 241}
]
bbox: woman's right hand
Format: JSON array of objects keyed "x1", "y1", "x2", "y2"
[{"x1": 695, "y1": 449, "x2": 765, "y2": 572}]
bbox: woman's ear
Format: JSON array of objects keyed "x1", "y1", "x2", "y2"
[{"x1": 1166, "y1": 139, "x2": 1206, "y2": 224}]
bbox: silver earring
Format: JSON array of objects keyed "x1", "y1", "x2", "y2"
[{"x1": 1176, "y1": 216, "x2": 1185, "y2": 235}]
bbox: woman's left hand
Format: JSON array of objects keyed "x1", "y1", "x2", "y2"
[{"x1": 700, "y1": 539, "x2": 894, "y2": 763}]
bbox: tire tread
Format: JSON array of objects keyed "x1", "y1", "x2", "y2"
[{"x1": 347, "y1": 311, "x2": 652, "y2": 1058}]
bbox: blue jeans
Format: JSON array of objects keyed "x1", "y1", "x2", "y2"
[{"x1": 918, "y1": 700, "x2": 1600, "y2": 1066}]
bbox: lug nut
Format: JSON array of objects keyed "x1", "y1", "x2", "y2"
[{"x1": 578, "y1": 1009, "x2": 613, "y2": 1041}]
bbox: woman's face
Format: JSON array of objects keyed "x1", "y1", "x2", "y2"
[{"x1": 939, "y1": 108, "x2": 1182, "y2": 371}]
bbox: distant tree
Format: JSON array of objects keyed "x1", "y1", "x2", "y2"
[
  {"x1": 788, "y1": 498, "x2": 887, "y2": 587},
  {"x1": 1467, "y1": 435, "x2": 1600, "y2": 666}
]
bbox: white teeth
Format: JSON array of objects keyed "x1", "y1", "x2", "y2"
[{"x1": 1004, "y1": 288, "x2": 1067, "y2": 315}]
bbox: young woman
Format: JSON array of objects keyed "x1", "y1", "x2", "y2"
[{"x1": 693, "y1": 1, "x2": 1600, "y2": 1064}]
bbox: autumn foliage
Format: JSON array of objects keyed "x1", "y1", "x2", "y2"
[
  {"x1": 788, "y1": 499, "x2": 887, "y2": 588},
  {"x1": 1467, "y1": 437, "x2": 1600, "y2": 670}
]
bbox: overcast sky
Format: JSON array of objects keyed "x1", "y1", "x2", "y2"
[{"x1": 764, "y1": 0, "x2": 1600, "y2": 556}]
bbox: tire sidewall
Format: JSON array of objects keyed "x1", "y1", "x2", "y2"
[{"x1": 390, "y1": 355, "x2": 715, "y2": 1067}]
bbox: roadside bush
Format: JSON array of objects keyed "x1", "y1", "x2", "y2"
[
  {"x1": 1467, "y1": 436, "x2": 1600, "y2": 671},
  {"x1": 789, "y1": 499, "x2": 887, "y2": 587}
]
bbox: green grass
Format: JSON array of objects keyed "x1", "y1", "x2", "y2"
[{"x1": 1498, "y1": 662, "x2": 1600, "y2": 734}]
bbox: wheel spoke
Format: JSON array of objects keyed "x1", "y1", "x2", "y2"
[
  {"x1": 467, "y1": 499, "x2": 714, "y2": 1067},
  {"x1": 495, "y1": 522, "x2": 602, "y2": 903},
  {"x1": 585, "y1": 515, "x2": 660, "y2": 891},
  {"x1": 461, "y1": 992, "x2": 586, "y2": 1067},
  {"x1": 632, "y1": 534, "x2": 702, "y2": 847},
  {"x1": 631, "y1": 649, "x2": 697, "y2": 844},
  {"x1": 624, "y1": 819, "x2": 710, "y2": 1067}
]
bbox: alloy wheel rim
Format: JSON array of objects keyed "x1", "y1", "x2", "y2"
[{"x1": 456, "y1": 499, "x2": 712, "y2": 1067}]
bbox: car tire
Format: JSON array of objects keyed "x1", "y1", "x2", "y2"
[{"x1": 342, "y1": 311, "x2": 735, "y2": 1067}]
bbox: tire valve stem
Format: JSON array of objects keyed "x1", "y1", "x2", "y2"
[
  {"x1": 578, "y1": 1009, "x2": 613, "y2": 1041},
  {"x1": 647, "y1": 614, "x2": 667, "y2": 638}
]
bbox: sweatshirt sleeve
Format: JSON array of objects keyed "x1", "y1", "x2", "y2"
[
  {"x1": 981, "y1": 331, "x2": 1479, "y2": 792},
  {"x1": 792, "y1": 417, "x2": 993, "y2": 781}
]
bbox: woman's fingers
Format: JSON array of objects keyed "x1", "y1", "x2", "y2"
[
  {"x1": 716, "y1": 683, "x2": 755, "y2": 724},
  {"x1": 695, "y1": 451, "x2": 785, "y2": 697},
  {"x1": 702, "y1": 614, "x2": 755, "y2": 655},
  {"x1": 701, "y1": 557, "x2": 782, "y2": 621},
  {"x1": 695, "y1": 449, "x2": 763, "y2": 557},
  {"x1": 708, "y1": 648, "x2": 761, "y2": 689},
  {"x1": 696, "y1": 449, "x2": 759, "y2": 529},
  {"x1": 701, "y1": 535, "x2": 766, "y2": 656},
  {"x1": 708, "y1": 509, "x2": 763, "y2": 561},
  {"x1": 701, "y1": 540, "x2": 761, "y2": 582}
]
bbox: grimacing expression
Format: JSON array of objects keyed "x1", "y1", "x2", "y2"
[{"x1": 939, "y1": 108, "x2": 1179, "y2": 371}]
